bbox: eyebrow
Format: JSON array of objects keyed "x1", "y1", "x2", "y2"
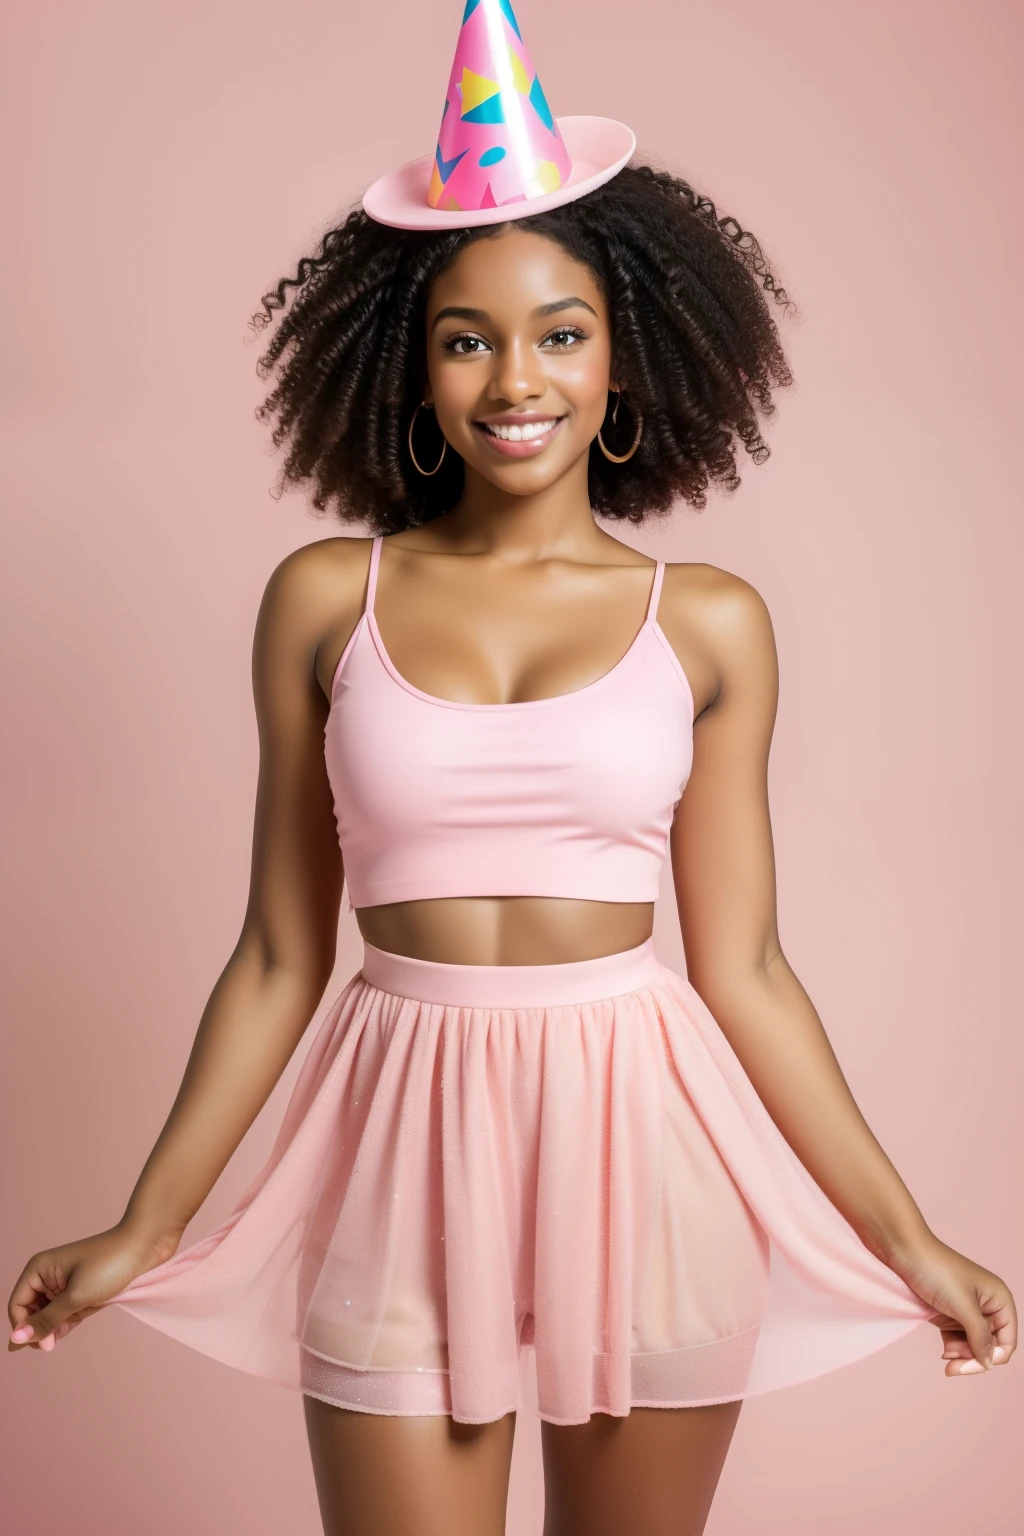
[{"x1": 430, "y1": 296, "x2": 598, "y2": 332}]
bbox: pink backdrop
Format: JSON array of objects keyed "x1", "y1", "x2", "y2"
[{"x1": 1, "y1": 2, "x2": 1020, "y2": 1531}]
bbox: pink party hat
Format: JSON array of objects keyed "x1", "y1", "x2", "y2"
[
  {"x1": 363, "y1": 1, "x2": 634, "y2": 231},
  {"x1": 427, "y1": 0, "x2": 572, "y2": 213}
]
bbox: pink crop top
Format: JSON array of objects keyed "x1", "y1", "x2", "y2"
[{"x1": 324, "y1": 536, "x2": 694, "y2": 907}]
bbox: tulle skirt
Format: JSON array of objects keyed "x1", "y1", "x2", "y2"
[{"x1": 108, "y1": 939, "x2": 935, "y2": 1425}]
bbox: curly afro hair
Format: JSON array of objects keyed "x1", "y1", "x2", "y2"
[{"x1": 250, "y1": 163, "x2": 795, "y2": 532}]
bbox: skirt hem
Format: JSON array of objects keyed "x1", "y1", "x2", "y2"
[
  {"x1": 296, "y1": 1313, "x2": 933, "y2": 1425},
  {"x1": 111, "y1": 1302, "x2": 932, "y2": 1426}
]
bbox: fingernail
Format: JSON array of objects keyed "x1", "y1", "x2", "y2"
[
  {"x1": 39, "y1": 1333, "x2": 55, "y2": 1352},
  {"x1": 10, "y1": 1326, "x2": 33, "y2": 1343},
  {"x1": 957, "y1": 1359, "x2": 984, "y2": 1374},
  {"x1": 993, "y1": 1346, "x2": 1006, "y2": 1362}
]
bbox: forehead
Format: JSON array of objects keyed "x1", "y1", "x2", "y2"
[{"x1": 426, "y1": 228, "x2": 605, "y2": 319}]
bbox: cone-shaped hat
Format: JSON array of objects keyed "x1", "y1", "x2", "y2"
[
  {"x1": 363, "y1": 1, "x2": 634, "y2": 231},
  {"x1": 427, "y1": 0, "x2": 572, "y2": 213}
]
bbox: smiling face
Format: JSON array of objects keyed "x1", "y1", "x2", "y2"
[{"x1": 423, "y1": 228, "x2": 614, "y2": 499}]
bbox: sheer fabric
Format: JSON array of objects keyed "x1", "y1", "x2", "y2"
[{"x1": 109, "y1": 943, "x2": 935, "y2": 1425}]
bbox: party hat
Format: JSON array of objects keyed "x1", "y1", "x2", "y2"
[
  {"x1": 427, "y1": 0, "x2": 572, "y2": 213},
  {"x1": 363, "y1": 2, "x2": 634, "y2": 231}
]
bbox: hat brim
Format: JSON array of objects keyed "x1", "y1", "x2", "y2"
[{"x1": 362, "y1": 116, "x2": 636, "y2": 231}]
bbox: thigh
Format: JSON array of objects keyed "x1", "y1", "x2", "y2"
[
  {"x1": 541, "y1": 1401, "x2": 743, "y2": 1536},
  {"x1": 303, "y1": 1395, "x2": 517, "y2": 1536}
]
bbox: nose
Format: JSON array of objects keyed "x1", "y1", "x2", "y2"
[{"x1": 487, "y1": 335, "x2": 545, "y2": 406}]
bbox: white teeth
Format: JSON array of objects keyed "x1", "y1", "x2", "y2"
[{"x1": 482, "y1": 419, "x2": 558, "y2": 442}]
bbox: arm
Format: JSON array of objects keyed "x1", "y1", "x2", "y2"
[
  {"x1": 666, "y1": 568, "x2": 1016, "y2": 1377},
  {"x1": 8, "y1": 543, "x2": 355, "y2": 1353}
]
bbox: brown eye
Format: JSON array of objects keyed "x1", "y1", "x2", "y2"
[
  {"x1": 541, "y1": 326, "x2": 586, "y2": 349},
  {"x1": 444, "y1": 334, "x2": 490, "y2": 355}
]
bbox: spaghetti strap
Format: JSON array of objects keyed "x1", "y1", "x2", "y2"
[
  {"x1": 364, "y1": 535, "x2": 383, "y2": 617},
  {"x1": 645, "y1": 560, "x2": 666, "y2": 624}
]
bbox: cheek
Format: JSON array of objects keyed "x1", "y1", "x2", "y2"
[
  {"x1": 428, "y1": 359, "x2": 482, "y2": 417},
  {"x1": 557, "y1": 347, "x2": 612, "y2": 415}
]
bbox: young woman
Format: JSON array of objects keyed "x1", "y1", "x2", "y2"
[{"x1": 8, "y1": 5, "x2": 1015, "y2": 1534}]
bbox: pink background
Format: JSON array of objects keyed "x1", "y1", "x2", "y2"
[{"x1": 1, "y1": 1, "x2": 1020, "y2": 1531}]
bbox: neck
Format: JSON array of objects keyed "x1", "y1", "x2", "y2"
[{"x1": 433, "y1": 455, "x2": 606, "y2": 560}]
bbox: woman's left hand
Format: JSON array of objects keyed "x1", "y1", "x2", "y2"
[{"x1": 887, "y1": 1235, "x2": 1016, "y2": 1376}]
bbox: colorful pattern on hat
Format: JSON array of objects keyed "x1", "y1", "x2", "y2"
[{"x1": 427, "y1": 0, "x2": 573, "y2": 212}]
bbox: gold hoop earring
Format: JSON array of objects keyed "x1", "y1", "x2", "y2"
[
  {"x1": 597, "y1": 391, "x2": 643, "y2": 464},
  {"x1": 407, "y1": 401, "x2": 447, "y2": 476}
]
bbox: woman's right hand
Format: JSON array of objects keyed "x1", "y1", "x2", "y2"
[{"x1": 7, "y1": 1222, "x2": 181, "y2": 1353}]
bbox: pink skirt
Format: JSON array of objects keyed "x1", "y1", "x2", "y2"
[{"x1": 108, "y1": 940, "x2": 935, "y2": 1425}]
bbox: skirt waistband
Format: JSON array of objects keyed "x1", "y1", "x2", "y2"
[{"x1": 359, "y1": 937, "x2": 664, "y2": 1008}]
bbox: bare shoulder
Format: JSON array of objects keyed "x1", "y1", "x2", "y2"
[
  {"x1": 256, "y1": 535, "x2": 373, "y2": 638},
  {"x1": 251, "y1": 537, "x2": 379, "y2": 703},
  {"x1": 660, "y1": 559, "x2": 775, "y2": 652},
  {"x1": 261, "y1": 535, "x2": 373, "y2": 617},
  {"x1": 657, "y1": 560, "x2": 777, "y2": 711}
]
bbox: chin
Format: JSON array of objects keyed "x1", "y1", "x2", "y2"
[{"x1": 483, "y1": 465, "x2": 570, "y2": 495}]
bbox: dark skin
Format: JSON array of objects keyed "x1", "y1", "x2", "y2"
[{"x1": 8, "y1": 231, "x2": 1017, "y2": 1536}]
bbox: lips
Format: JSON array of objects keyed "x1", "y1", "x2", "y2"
[{"x1": 473, "y1": 415, "x2": 565, "y2": 457}]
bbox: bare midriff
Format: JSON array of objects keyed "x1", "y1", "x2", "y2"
[{"x1": 355, "y1": 896, "x2": 655, "y2": 967}]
